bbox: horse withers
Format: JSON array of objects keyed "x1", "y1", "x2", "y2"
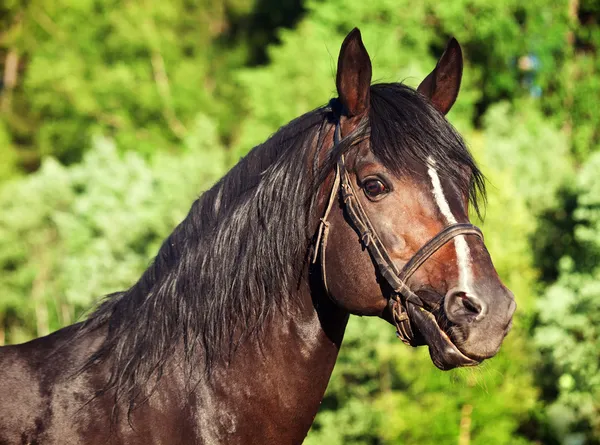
[{"x1": 0, "y1": 28, "x2": 515, "y2": 444}]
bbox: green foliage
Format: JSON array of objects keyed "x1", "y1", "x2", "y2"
[
  {"x1": 567, "y1": 0, "x2": 600, "y2": 161},
  {"x1": 480, "y1": 101, "x2": 573, "y2": 214},
  {"x1": 306, "y1": 319, "x2": 538, "y2": 445},
  {"x1": 0, "y1": 0, "x2": 249, "y2": 169},
  {"x1": 0, "y1": 122, "x2": 18, "y2": 182},
  {"x1": 0, "y1": 116, "x2": 225, "y2": 343},
  {"x1": 534, "y1": 152, "x2": 600, "y2": 444},
  {"x1": 1, "y1": 0, "x2": 599, "y2": 443},
  {"x1": 536, "y1": 265, "x2": 600, "y2": 445}
]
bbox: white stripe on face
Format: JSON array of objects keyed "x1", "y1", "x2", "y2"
[{"x1": 427, "y1": 157, "x2": 473, "y2": 292}]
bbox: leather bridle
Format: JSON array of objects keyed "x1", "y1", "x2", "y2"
[{"x1": 312, "y1": 116, "x2": 483, "y2": 345}]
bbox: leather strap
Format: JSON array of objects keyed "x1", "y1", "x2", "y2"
[{"x1": 311, "y1": 161, "x2": 341, "y2": 296}]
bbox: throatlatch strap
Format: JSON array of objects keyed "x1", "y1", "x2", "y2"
[{"x1": 312, "y1": 161, "x2": 341, "y2": 296}]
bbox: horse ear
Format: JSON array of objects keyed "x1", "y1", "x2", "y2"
[
  {"x1": 336, "y1": 28, "x2": 372, "y2": 117},
  {"x1": 417, "y1": 38, "x2": 463, "y2": 115}
]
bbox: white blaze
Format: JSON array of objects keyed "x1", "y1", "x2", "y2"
[{"x1": 427, "y1": 157, "x2": 473, "y2": 292}]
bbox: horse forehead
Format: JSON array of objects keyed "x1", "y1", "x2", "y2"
[
  {"x1": 350, "y1": 144, "x2": 466, "y2": 219},
  {"x1": 396, "y1": 171, "x2": 466, "y2": 226},
  {"x1": 429, "y1": 166, "x2": 468, "y2": 213}
]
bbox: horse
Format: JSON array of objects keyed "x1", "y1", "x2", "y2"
[{"x1": 0, "y1": 28, "x2": 516, "y2": 444}]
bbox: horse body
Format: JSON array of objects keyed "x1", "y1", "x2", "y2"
[
  {"x1": 0, "y1": 279, "x2": 346, "y2": 444},
  {"x1": 0, "y1": 325, "x2": 110, "y2": 443},
  {"x1": 0, "y1": 29, "x2": 516, "y2": 444}
]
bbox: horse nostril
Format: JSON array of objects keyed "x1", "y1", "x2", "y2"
[
  {"x1": 444, "y1": 289, "x2": 487, "y2": 324},
  {"x1": 461, "y1": 293, "x2": 481, "y2": 314}
]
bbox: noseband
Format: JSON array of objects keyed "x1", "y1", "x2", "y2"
[{"x1": 312, "y1": 117, "x2": 483, "y2": 345}]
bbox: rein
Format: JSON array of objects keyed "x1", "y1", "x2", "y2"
[{"x1": 312, "y1": 116, "x2": 483, "y2": 345}]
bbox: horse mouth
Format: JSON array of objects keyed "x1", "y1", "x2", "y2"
[{"x1": 406, "y1": 303, "x2": 481, "y2": 370}]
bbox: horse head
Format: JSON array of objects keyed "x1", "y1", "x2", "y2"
[{"x1": 314, "y1": 29, "x2": 516, "y2": 370}]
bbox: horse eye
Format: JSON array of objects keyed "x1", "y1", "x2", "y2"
[{"x1": 363, "y1": 178, "x2": 388, "y2": 198}]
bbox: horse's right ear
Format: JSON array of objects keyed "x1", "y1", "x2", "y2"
[
  {"x1": 417, "y1": 38, "x2": 463, "y2": 115},
  {"x1": 336, "y1": 28, "x2": 372, "y2": 117}
]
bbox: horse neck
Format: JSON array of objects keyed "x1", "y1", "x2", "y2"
[{"x1": 189, "y1": 270, "x2": 349, "y2": 444}]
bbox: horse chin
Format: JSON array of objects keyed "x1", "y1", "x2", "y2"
[{"x1": 406, "y1": 303, "x2": 481, "y2": 370}]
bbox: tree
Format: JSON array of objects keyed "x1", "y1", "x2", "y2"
[
  {"x1": 534, "y1": 151, "x2": 600, "y2": 444},
  {"x1": 0, "y1": 115, "x2": 225, "y2": 344},
  {"x1": 0, "y1": 0, "x2": 251, "y2": 174}
]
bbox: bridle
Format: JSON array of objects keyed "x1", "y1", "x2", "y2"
[{"x1": 311, "y1": 113, "x2": 483, "y2": 345}]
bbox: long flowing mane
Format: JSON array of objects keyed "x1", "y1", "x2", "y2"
[{"x1": 79, "y1": 83, "x2": 485, "y2": 412}]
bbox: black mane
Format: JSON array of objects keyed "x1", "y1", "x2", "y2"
[{"x1": 80, "y1": 83, "x2": 485, "y2": 412}]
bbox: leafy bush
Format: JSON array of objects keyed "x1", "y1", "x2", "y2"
[
  {"x1": 0, "y1": 0, "x2": 249, "y2": 168},
  {"x1": 0, "y1": 115, "x2": 225, "y2": 343},
  {"x1": 534, "y1": 151, "x2": 600, "y2": 444}
]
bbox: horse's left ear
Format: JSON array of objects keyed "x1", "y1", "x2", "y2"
[
  {"x1": 336, "y1": 28, "x2": 372, "y2": 117},
  {"x1": 417, "y1": 38, "x2": 463, "y2": 115}
]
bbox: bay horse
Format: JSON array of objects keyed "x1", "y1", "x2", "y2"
[{"x1": 0, "y1": 28, "x2": 515, "y2": 444}]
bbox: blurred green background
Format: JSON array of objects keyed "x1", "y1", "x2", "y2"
[{"x1": 0, "y1": 0, "x2": 598, "y2": 443}]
